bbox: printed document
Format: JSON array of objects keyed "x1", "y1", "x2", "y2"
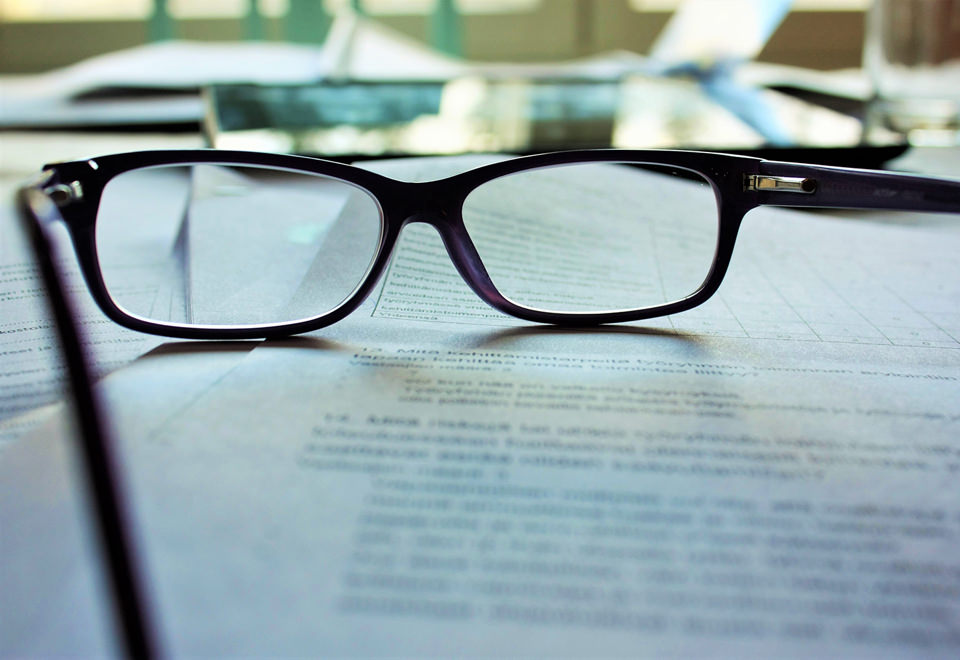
[{"x1": 1, "y1": 155, "x2": 958, "y2": 657}]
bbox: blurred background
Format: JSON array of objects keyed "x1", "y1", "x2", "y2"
[{"x1": 0, "y1": 0, "x2": 869, "y2": 73}]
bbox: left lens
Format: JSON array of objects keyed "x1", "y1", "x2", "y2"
[
  {"x1": 96, "y1": 163, "x2": 383, "y2": 328},
  {"x1": 461, "y1": 162, "x2": 719, "y2": 314}
]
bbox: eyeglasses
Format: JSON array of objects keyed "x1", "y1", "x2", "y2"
[{"x1": 18, "y1": 149, "x2": 960, "y2": 340}]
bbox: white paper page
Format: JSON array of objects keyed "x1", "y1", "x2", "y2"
[
  {"x1": 147, "y1": 158, "x2": 960, "y2": 655},
  {"x1": 8, "y1": 322, "x2": 956, "y2": 657},
  {"x1": 0, "y1": 41, "x2": 331, "y2": 127},
  {"x1": 2, "y1": 154, "x2": 959, "y2": 656},
  {"x1": 0, "y1": 343, "x2": 258, "y2": 657}
]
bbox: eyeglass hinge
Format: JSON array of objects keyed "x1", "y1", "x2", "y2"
[
  {"x1": 43, "y1": 180, "x2": 84, "y2": 207},
  {"x1": 744, "y1": 174, "x2": 817, "y2": 194}
]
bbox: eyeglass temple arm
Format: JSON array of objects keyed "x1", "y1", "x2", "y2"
[
  {"x1": 16, "y1": 179, "x2": 160, "y2": 659},
  {"x1": 749, "y1": 161, "x2": 960, "y2": 215}
]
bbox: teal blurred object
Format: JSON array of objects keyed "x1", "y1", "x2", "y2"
[
  {"x1": 286, "y1": 0, "x2": 331, "y2": 44},
  {"x1": 148, "y1": 0, "x2": 176, "y2": 42},
  {"x1": 431, "y1": 0, "x2": 463, "y2": 57},
  {"x1": 244, "y1": 0, "x2": 265, "y2": 41}
]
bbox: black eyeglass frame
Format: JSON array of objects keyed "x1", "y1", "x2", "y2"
[{"x1": 21, "y1": 148, "x2": 960, "y2": 340}]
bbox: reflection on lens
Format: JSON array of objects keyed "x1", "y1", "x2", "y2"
[
  {"x1": 461, "y1": 162, "x2": 719, "y2": 314},
  {"x1": 96, "y1": 164, "x2": 382, "y2": 327}
]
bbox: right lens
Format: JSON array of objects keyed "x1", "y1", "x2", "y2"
[
  {"x1": 95, "y1": 164, "x2": 383, "y2": 327},
  {"x1": 462, "y1": 162, "x2": 719, "y2": 314}
]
